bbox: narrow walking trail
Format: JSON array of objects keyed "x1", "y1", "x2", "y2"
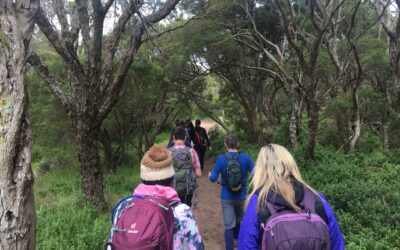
[
  {"x1": 192, "y1": 161, "x2": 225, "y2": 250},
  {"x1": 191, "y1": 118, "x2": 226, "y2": 249}
]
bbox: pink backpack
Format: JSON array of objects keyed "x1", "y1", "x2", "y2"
[{"x1": 106, "y1": 195, "x2": 175, "y2": 250}]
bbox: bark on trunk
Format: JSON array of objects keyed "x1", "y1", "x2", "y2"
[
  {"x1": 99, "y1": 129, "x2": 116, "y2": 172},
  {"x1": 305, "y1": 98, "x2": 319, "y2": 160},
  {"x1": 349, "y1": 88, "x2": 361, "y2": 153},
  {"x1": 74, "y1": 128, "x2": 107, "y2": 211},
  {"x1": 0, "y1": 1, "x2": 38, "y2": 249},
  {"x1": 245, "y1": 107, "x2": 263, "y2": 143},
  {"x1": 289, "y1": 98, "x2": 300, "y2": 148},
  {"x1": 383, "y1": 123, "x2": 389, "y2": 153}
]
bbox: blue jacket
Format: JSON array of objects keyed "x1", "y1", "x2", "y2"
[
  {"x1": 209, "y1": 152, "x2": 254, "y2": 200},
  {"x1": 238, "y1": 192, "x2": 344, "y2": 250}
]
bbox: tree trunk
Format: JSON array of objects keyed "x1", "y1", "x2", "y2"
[
  {"x1": 99, "y1": 129, "x2": 116, "y2": 172},
  {"x1": 289, "y1": 98, "x2": 300, "y2": 148},
  {"x1": 383, "y1": 123, "x2": 389, "y2": 153},
  {"x1": 245, "y1": 107, "x2": 262, "y2": 143},
  {"x1": 305, "y1": 98, "x2": 320, "y2": 160},
  {"x1": 74, "y1": 126, "x2": 107, "y2": 211},
  {"x1": 0, "y1": 1, "x2": 38, "y2": 249},
  {"x1": 349, "y1": 88, "x2": 361, "y2": 153}
]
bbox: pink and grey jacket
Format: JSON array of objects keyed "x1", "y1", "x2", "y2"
[{"x1": 133, "y1": 184, "x2": 204, "y2": 250}]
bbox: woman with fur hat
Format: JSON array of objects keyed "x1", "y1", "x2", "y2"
[{"x1": 133, "y1": 145, "x2": 204, "y2": 249}]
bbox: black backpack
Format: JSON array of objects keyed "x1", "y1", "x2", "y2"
[{"x1": 224, "y1": 152, "x2": 242, "y2": 193}]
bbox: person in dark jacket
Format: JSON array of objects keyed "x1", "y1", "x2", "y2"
[
  {"x1": 238, "y1": 144, "x2": 344, "y2": 250},
  {"x1": 167, "y1": 120, "x2": 191, "y2": 148},
  {"x1": 193, "y1": 119, "x2": 211, "y2": 170},
  {"x1": 185, "y1": 119, "x2": 196, "y2": 144}
]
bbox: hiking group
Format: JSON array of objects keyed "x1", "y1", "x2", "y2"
[{"x1": 106, "y1": 120, "x2": 345, "y2": 250}]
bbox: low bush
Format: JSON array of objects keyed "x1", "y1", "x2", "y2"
[{"x1": 35, "y1": 154, "x2": 140, "y2": 249}]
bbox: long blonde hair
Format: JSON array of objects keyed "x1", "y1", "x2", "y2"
[{"x1": 246, "y1": 144, "x2": 316, "y2": 211}]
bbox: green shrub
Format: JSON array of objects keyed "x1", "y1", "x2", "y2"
[{"x1": 35, "y1": 155, "x2": 141, "y2": 249}]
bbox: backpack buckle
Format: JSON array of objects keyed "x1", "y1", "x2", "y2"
[{"x1": 306, "y1": 209, "x2": 311, "y2": 219}]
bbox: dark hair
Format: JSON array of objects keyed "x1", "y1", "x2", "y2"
[
  {"x1": 142, "y1": 176, "x2": 174, "y2": 187},
  {"x1": 173, "y1": 127, "x2": 186, "y2": 140},
  {"x1": 186, "y1": 120, "x2": 194, "y2": 130},
  {"x1": 177, "y1": 121, "x2": 185, "y2": 128},
  {"x1": 225, "y1": 134, "x2": 239, "y2": 149},
  {"x1": 195, "y1": 119, "x2": 201, "y2": 126}
]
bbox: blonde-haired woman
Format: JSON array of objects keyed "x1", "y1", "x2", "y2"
[{"x1": 238, "y1": 144, "x2": 344, "y2": 250}]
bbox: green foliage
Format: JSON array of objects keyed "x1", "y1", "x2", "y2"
[
  {"x1": 357, "y1": 131, "x2": 383, "y2": 154},
  {"x1": 35, "y1": 154, "x2": 141, "y2": 250},
  {"x1": 293, "y1": 145, "x2": 400, "y2": 249},
  {"x1": 28, "y1": 68, "x2": 72, "y2": 164}
]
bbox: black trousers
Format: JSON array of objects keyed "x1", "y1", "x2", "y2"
[
  {"x1": 179, "y1": 194, "x2": 193, "y2": 207},
  {"x1": 194, "y1": 145, "x2": 206, "y2": 170}
]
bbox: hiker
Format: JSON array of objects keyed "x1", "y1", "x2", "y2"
[
  {"x1": 185, "y1": 119, "x2": 196, "y2": 144},
  {"x1": 208, "y1": 134, "x2": 255, "y2": 250},
  {"x1": 167, "y1": 120, "x2": 191, "y2": 148},
  {"x1": 194, "y1": 119, "x2": 211, "y2": 170},
  {"x1": 169, "y1": 127, "x2": 202, "y2": 207},
  {"x1": 107, "y1": 145, "x2": 204, "y2": 249},
  {"x1": 238, "y1": 144, "x2": 344, "y2": 250}
]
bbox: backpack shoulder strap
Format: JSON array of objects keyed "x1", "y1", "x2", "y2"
[
  {"x1": 301, "y1": 187, "x2": 316, "y2": 213},
  {"x1": 169, "y1": 147, "x2": 176, "y2": 153},
  {"x1": 232, "y1": 152, "x2": 240, "y2": 161},
  {"x1": 265, "y1": 200, "x2": 279, "y2": 216},
  {"x1": 224, "y1": 152, "x2": 232, "y2": 161}
]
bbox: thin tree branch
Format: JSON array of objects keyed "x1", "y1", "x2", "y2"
[
  {"x1": 27, "y1": 52, "x2": 71, "y2": 109},
  {"x1": 96, "y1": 0, "x2": 180, "y2": 128}
]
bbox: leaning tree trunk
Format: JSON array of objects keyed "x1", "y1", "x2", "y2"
[
  {"x1": 305, "y1": 97, "x2": 320, "y2": 160},
  {"x1": 0, "y1": 1, "x2": 38, "y2": 249}
]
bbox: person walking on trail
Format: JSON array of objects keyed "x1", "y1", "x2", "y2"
[
  {"x1": 208, "y1": 134, "x2": 255, "y2": 250},
  {"x1": 194, "y1": 119, "x2": 211, "y2": 171},
  {"x1": 107, "y1": 145, "x2": 204, "y2": 249},
  {"x1": 185, "y1": 119, "x2": 196, "y2": 144},
  {"x1": 167, "y1": 120, "x2": 191, "y2": 148},
  {"x1": 238, "y1": 144, "x2": 344, "y2": 250},
  {"x1": 169, "y1": 127, "x2": 202, "y2": 207}
]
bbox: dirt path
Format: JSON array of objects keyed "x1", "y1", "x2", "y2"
[
  {"x1": 192, "y1": 118, "x2": 226, "y2": 249},
  {"x1": 192, "y1": 162, "x2": 225, "y2": 250}
]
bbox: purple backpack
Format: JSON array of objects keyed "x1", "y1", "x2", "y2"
[
  {"x1": 261, "y1": 188, "x2": 331, "y2": 250},
  {"x1": 106, "y1": 195, "x2": 175, "y2": 250}
]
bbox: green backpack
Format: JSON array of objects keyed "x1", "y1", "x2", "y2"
[
  {"x1": 225, "y1": 152, "x2": 242, "y2": 193},
  {"x1": 169, "y1": 147, "x2": 196, "y2": 197}
]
